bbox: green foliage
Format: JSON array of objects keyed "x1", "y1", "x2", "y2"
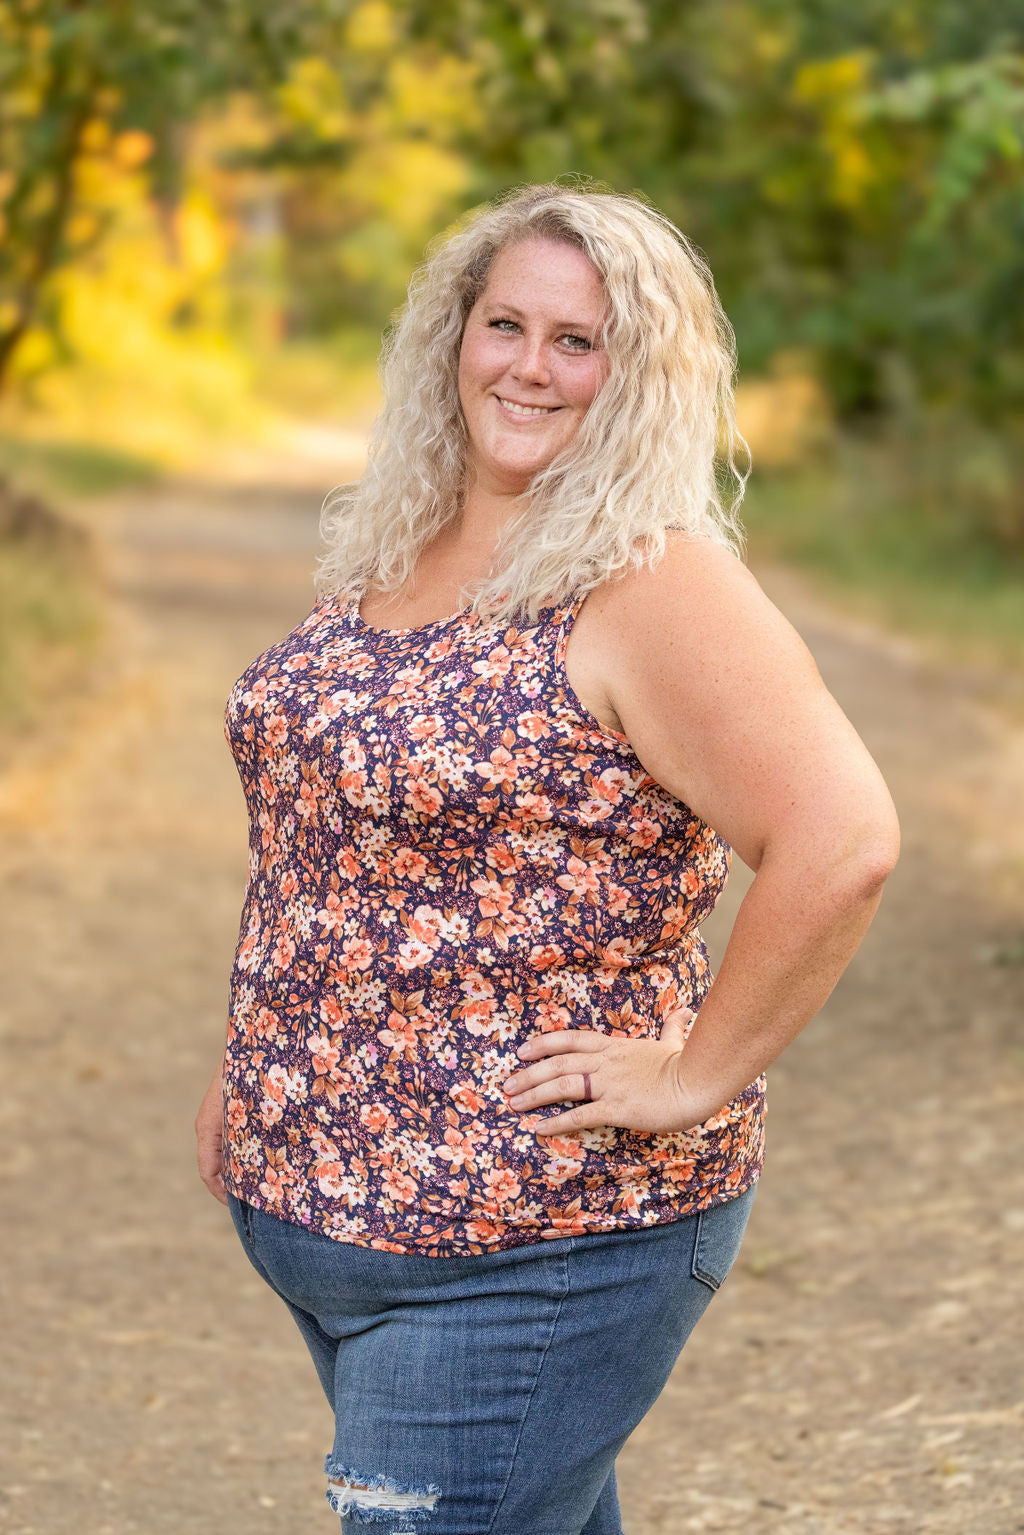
[
  {"x1": 0, "y1": 432, "x2": 160, "y2": 497},
  {"x1": 0, "y1": 0, "x2": 354, "y2": 388},
  {"x1": 743, "y1": 425, "x2": 1024, "y2": 671},
  {"x1": 1, "y1": 0, "x2": 1022, "y2": 559}
]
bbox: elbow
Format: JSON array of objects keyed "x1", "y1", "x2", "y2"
[{"x1": 844, "y1": 806, "x2": 901, "y2": 899}]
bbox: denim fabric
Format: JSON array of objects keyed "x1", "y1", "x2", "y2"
[{"x1": 227, "y1": 1183, "x2": 756, "y2": 1535}]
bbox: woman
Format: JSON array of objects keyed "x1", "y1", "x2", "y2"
[{"x1": 196, "y1": 183, "x2": 899, "y2": 1534}]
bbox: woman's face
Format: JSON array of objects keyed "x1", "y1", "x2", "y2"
[{"x1": 458, "y1": 236, "x2": 609, "y2": 497}]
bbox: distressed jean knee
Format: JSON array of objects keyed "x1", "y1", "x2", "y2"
[{"x1": 324, "y1": 1457, "x2": 441, "y2": 1527}]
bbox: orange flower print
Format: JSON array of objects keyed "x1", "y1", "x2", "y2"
[
  {"x1": 626, "y1": 816, "x2": 663, "y2": 851},
  {"x1": 461, "y1": 997, "x2": 500, "y2": 1036},
  {"x1": 555, "y1": 856, "x2": 603, "y2": 905},
  {"x1": 470, "y1": 877, "x2": 514, "y2": 918},
  {"x1": 307, "y1": 1031, "x2": 342, "y2": 1075},
  {"x1": 359, "y1": 1103, "x2": 396, "y2": 1135},
  {"x1": 473, "y1": 745, "x2": 520, "y2": 792},
  {"x1": 314, "y1": 1160, "x2": 365, "y2": 1204},
  {"x1": 339, "y1": 935, "x2": 373, "y2": 971},
  {"x1": 258, "y1": 1098, "x2": 282, "y2": 1130},
  {"x1": 264, "y1": 713, "x2": 288, "y2": 749},
  {"x1": 409, "y1": 713, "x2": 444, "y2": 741},
  {"x1": 483, "y1": 1167, "x2": 522, "y2": 1205},
  {"x1": 512, "y1": 789, "x2": 552, "y2": 821},
  {"x1": 435, "y1": 1128, "x2": 479, "y2": 1171},
  {"x1": 271, "y1": 929, "x2": 296, "y2": 970},
  {"x1": 393, "y1": 847, "x2": 429, "y2": 881},
  {"x1": 450, "y1": 1083, "x2": 486, "y2": 1116},
  {"x1": 461, "y1": 970, "x2": 497, "y2": 1001},
  {"x1": 516, "y1": 712, "x2": 551, "y2": 743},
  {"x1": 528, "y1": 943, "x2": 565, "y2": 971},
  {"x1": 465, "y1": 1219, "x2": 503, "y2": 1245},
  {"x1": 543, "y1": 1155, "x2": 584, "y2": 1185},
  {"x1": 538, "y1": 1134, "x2": 584, "y2": 1160},
  {"x1": 404, "y1": 778, "x2": 443, "y2": 818},
  {"x1": 259, "y1": 1164, "x2": 289, "y2": 1206},
  {"x1": 294, "y1": 778, "x2": 321, "y2": 820},
  {"x1": 316, "y1": 891, "x2": 348, "y2": 938},
  {"x1": 396, "y1": 937, "x2": 436, "y2": 970},
  {"x1": 534, "y1": 999, "x2": 574, "y2": 1032},
  {"x1": 382, "y1": 1167, "x2": 418, "y2": 1205},
  {"x1": 318, "y1": 993, "x2": 345, "y2": 1028},
  {"x1": 220, "y1": 590, "x2": 762, "y2": 1255},
  {"x1": 616, "y1": 1184, "x2": 649, "y2": 1217}
]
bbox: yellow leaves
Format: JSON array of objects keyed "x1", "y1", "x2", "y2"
[
  {"x1": 65, "y1": 210, "x2": 98, "y2": 246},
  {"x1": 345, "y1": 139, "x2": 470, "y2": 233},
  {"x1": 346, "y1": 0, "x2": 396, "y2": 54},
  {"x1": 792, "y1": 51, "x2": 880, "y2": 211},
  {"x1": 176, "y1": 188, "x2": 229, "y2": 280},
  {"x1": 80, "y1": 118, "x2": 111, "y2": 155},
  {"x1": 112, "y1": 130, "x2": 154, "y2": 170},
  {"x1": 276, "y1": 43, "x2": 481, "y2": 149},
  {"x1": 753, "y1": 26, "x2": 790, "y2": 66},
  {"x1": 277, "y1": 56, "x2": 351, "y2": 140},
  {"x1": 390, "y1": 54, "x2": 482, "y2": 136},
  {"x1": 793, "y1": 52, "x2": 872, "y2": 103},
  {"x1": 831, "y1": 138, "x2": 874, "y2": 208}
]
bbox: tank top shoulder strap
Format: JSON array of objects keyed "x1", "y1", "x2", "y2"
[{"x1": 551, "y1": 592, "x2": 589, "y2": 668}]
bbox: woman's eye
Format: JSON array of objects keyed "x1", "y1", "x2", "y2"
[
  {"x1": 488, "y1": 318, "x2": 519, "y2": 333},
  {"x1": 562, "y1": 334, "x2": 592, "y2": 351}
]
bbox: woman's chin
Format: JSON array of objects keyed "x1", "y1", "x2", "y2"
[{"x1": 481, "y1": 449, "x2": 559, "y2": 492}]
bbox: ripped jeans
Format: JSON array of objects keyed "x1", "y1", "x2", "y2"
[{"x1": 227, "y1": 1182, "x2": 756, "y2": 1535}]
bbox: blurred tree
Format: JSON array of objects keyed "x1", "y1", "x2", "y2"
[
  {"x1": 0, "y1": 0, "x2": 351, "y2": 392},
  {"x1": 2, "y1": 0, "x2": 1022, "y2": 546}
]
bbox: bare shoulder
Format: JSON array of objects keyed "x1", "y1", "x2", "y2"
[
  {"x1": 595, "y1": 532, "x2": 818, "y2": 685},
  {"x1": 581, "y1": 534, "x2": 883, "y2": 863}
]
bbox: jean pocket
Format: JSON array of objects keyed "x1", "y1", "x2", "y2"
[
  {"x1": 691, "y1": 1184, "x2": 756, "y2": 1293},
  {"x1": 227, "y1": 1191, "x2": 259, "y2": 1255}
]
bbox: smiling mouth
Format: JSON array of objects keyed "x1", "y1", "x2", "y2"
[{"x1": 496, "y1": 396, "x2": 560, "y2": 417}]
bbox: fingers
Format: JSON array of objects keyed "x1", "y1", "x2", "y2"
[
  {"x1": 505, "y1": 1063, "x2": 594, "y2": 1113},
  {"x1": 515, "y1": 1029, "x2": 606, "y2": 1060},
  {"x1": 198, "y1": 1142, "x2": 227, "y2": 1197},
  {"x1": 658, "y1": 1006, "x2": 695, "y2": 1038},
  {"x1": 507, "y1": 1030, "x2": 608, "y2": 1104},
  {"x1": 533, "y1": 1104, "x2": 605, "y2": 1138}
]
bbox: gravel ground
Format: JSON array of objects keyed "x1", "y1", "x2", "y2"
[{"x1": 1, "y1": 472, "x2": 1021, "y2": 1535}]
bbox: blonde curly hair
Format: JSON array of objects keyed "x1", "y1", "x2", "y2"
[{"x1": 315, "y1": 182, "x2": 750, "y2": 624}]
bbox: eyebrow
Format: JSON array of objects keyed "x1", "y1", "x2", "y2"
[{"x1": 483, "y1": 301, "x2": 597, "y2": 332}]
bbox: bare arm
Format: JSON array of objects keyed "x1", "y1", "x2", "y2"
[
  {"x1": 503, "y1": 537, "x2": 900, "y2": 1132},
  {"x1": 195, "y1": 1048, "x2": 229, "y2": 1205}
]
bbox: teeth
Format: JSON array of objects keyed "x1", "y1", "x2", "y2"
[{"x1": 498, "y1": 398, "x2": 557, "y2": 416}]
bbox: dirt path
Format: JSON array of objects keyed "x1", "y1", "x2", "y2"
[{"x1": 1, "y1": 470, "x2": 1022, "y2": 1535}]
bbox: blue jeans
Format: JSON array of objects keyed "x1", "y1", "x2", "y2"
[{"x1": 227, "y1": 1183, "x2": 756, "y2": 1535}]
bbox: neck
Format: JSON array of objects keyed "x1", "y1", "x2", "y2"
[{"x1": 452, "y1": 477, "x2": 528, "y2": 554}]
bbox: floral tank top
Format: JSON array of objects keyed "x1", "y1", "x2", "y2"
[{"x1": 221, "y1": 587, "x2": 765, "y2": 1255}]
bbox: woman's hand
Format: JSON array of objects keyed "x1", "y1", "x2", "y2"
[
  {"x1": 501, "y1": 1008, "x2": 727, "y2": 1138},
  {"x1": 195, "y1": 1066, "x2": 228, "y2": 1205}
]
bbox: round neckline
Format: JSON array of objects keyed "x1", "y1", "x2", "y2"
[{"x1": 348, "y1": 589, "x2": 474, "y2": 637}]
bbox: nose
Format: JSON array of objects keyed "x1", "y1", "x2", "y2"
[{"x1": 509, "y1": 333, "x2": 551, "y2": 388}]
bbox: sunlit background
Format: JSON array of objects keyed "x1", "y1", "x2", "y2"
[
  {"x1": 3, "y1": 0, "x2": 1023, "y2": 731},
  {"x1": 2, "y1": 5, "x2": 1023, "y2": 1534}
]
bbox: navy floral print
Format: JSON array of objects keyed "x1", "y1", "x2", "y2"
[{"x1": 221, "y1": 591, "x2": 765, "y2": 1255}]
